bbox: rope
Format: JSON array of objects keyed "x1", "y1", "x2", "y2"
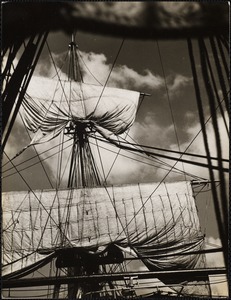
[
  {"x1": 56, "y1": 132, "x2": 66, "y2": 188},
  {"x1": 3, "y1": 151, "x2": 73, "y2": 247},
  {"x1": 209, "y1": 36, "x2": 229, "y2": 113},
  {"x1": 200, "y1": 38, "x2": 228, "y2": 256},
  {"x1": 2, "y1": 33, "x2": 48, "y2": 151},
  {"x1": 156, "y1": 41, "x2": 188, "y2": 181},
  {"x1": 102, "y1": 94, "x2": 145, "y2": 182},
  {"x1": 77, "y1": 49, "x2": 103, "y2": 86},
  {"x1": 51, "y1": 51, "x2": 69, "y2": 79},
  {"x1": 95, "y1": 136, "x2": 229, "y2": 164},
  {"x1": 105, "y1": 131, "x2": 130, "y2": 182},
  {"x1": 202, "y1": 41, "x2": 229, "y2": 136},
  {"x1": 46, "y1": 41, "x2": 70, "y2": 107},
  {"x1": 216, "y1": 36, "x2": 229, "y2": 80},
  {"x1": 123, "y1": 133, "x2": 206, "y2": 180},
  {"x1": 87, "y1": 136, "x2": 102, "y2": 185},
  {"x1": 109, "y1": 160, "x2": 197, "y2": 244},
  {"x1": 19, "y1": 111, "x2": 54, "y2": 188},
  {"x1": 2, "y1": 137, "x2": 72, "y2": 172},
  {"x1": 90, "y1": 134, "x2": 228, "y2": 172},
  {"x1": 188, "y1": 37, "x2": 227, "y2": 270},
  {"x1": 94, "y1": 133, "x2": 107, "y2": 182},
  {"x1": 219, "y1": 34, "x2": 229, "y2": 52},
  {"x1": 89, "y1": 134, "x2": 205, "y2": 180},
  {"x1": 2, "y1": 142, "x2": 72, "y2": 180},
  {"x1": 92, "y1": 39, "x2": 125, "y2": 115},
  {"x1": 88, "y1": 138, "x2": 200, "y2": 179}
]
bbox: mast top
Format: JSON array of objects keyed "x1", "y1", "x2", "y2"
[{"x1": 69, "y1": 33, "x2": 78, "y2": 48}]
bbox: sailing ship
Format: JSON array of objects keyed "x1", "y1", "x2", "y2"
[{"x1": 2, "y1": 7, "x2": 229, "y2": 299}]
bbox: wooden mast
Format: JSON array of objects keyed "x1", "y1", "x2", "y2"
[
  {"x1": 54, "y1": 34, "x2": 102, "y2": 299},
  {"x1": 2, "y1": 31, "x2": 48, "y2": 152}
]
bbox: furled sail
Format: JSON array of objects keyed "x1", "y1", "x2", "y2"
[
  {"x1": 21, "y1": 76, "x2": 140, "y2": 145},
  {"x1": 3, "y1": 181, "x2": 206, "y2": 279}
]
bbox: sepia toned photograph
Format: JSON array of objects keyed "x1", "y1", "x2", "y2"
[{"x1": 2, "y1": 1, "x2": 229, "y2": 299}]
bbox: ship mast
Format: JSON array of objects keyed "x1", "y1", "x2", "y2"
[
  {"x1": 55, "y1": 34, "x2": 102, "y2": 299},
  {"x1": 67, "y1": 34, "x2": 101, "y2": 189}
]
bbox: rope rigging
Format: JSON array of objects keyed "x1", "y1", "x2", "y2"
[
  {"x1": 89, "y1": 138, "x2": 206, "y2": 181},
  {"x1": 88, "y1": 133, "x2": 228, "y2": 173},
  {"x1": 91, "y1": 133, "x2": 229, "y2": 163},
  {"x1": 2, "y1": 27, "x2": 229, "y2": 298},
  {"x1": 92, "y1": 38, "x2": 125, "y2": 115},
  {"x1": 2, "y1": 32, "x2": 49, "y2": 151},
  {"x1": 187, "y1": 37, "x2": 228, "y2": 272},
  {"x1": 215, "y1": 36, "x2": 229, "y2": 80},
  {"x1": 156, "y1": 40, "x2": 188, "y2": 185},
  {"x1": 19, "y1": 111, "x2": 54, "y2": 188},
  {"x1": 3, "y1": 136, "x2": 202, "y2": 181}
]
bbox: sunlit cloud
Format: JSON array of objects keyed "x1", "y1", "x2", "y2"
[
  {"x1": 205, "y1": 237, "x2": 228, "y2": 297},
  {"x1": 3, "y1": 48, "x2": 228, "y2": 190},
  {"x1": 166, "y1": 73, "x2": 192, "y2": 97},
  {"x1": 205, "y1": 237, "x2": 225, "y2": 267},
  {"x1": 34, "y1": 50, "x2": 193, "y2": 94},
  {"x1": 181, "y1": 111, "x2": 229, "y2": 179},
  {"x1": 77, "y1": 51, "x2": 164, "y2": 90}
]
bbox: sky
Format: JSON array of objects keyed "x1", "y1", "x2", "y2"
[{"x1": 2, "y1": 29, "x2": 229, "y2": 296}]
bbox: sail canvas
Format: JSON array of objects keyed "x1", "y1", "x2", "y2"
[
  {"x1": 21, "y1": 77, "x2": 140, "y2": 145},
  {"x1": 2, "y1": 2, "x2": 228, "y2": 298},
  {"x1": 3, "y1": 181, "x2": 204, "y2": 275}
]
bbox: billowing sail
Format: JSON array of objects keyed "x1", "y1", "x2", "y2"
[
  {"x1": 3, "y1": 181, "x2": 206, "y2": 279},
  {"x1": 21, "y1": 76, "x2": 140, "y2": 144}
]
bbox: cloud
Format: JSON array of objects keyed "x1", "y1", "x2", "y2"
[
  {"x1": 205, "y1": 237, "x2": 228, "y2": 297},
  {"x1": 34, "y1": 50, "x2": 165, "y2": 92},
  {"x1": 180, "y1": 111, "x2": 229, "y2": 179},
  {"x1": 110, "y1": 66, "x2": 163, "y2": 90},
  {"x1": 167, "y1": 73, "x2": 192, "y2": 97},
  {"x1": 78, "y1": 51, "x2": 164, "y2": 91},
  {"x1": 205, "y1": 237, "x2": 224, "y2": 266},
  {"x1": 35, "y1": 50, "x2": 193, "y2": 94},
  {"x1": 22, "y1": 47, "x2": 167, "y2": 186},
  {"x1": 78, "y1": 51, "x2": 193, "y2": 94},
  {"x1": 4, "y1": 47, "x2": 227, "y2": 189},
  {"x1": 0, "y1": 51, "x2": 161, "y2": 190},
  {"x1": 34, "y1": 57, "x2": 56, "y2": 77},
  {"x1": 127, "y1": 108, "x2": 228, "y2": 183},
  {"x1": 32, "y1": 132, "x2": 155, "y2": 187},
  {"x1": 186, "y1": 112, "x2": 229, "y2": 156},
  {"x1": 132, "y1": 112, "x2": 176, "y2": 147},
  {"x1": 8, "y1": 92, "x2": 227, "y2": 189}
]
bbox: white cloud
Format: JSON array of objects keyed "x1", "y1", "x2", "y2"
[
  {"x1": 4, "y1": 47, "x2": 227, "y2": 188},
  {"x1": 167, "y1": 74, "x2": 192, "y2": 97},
  {"x1": 111, "y1": 66, "x2": 163, "y2": 90},
  {"x1": 3, "y1": 41, "x2": 228, "y2": 297},
  {"x1": 79, "y1": 51, "x2": 164, "y2": 90},
  {"x1": 34, "y1": 50, "x2": 192, "y2": 94},
  {"x1": 205, "y1": 237, "x2": 228, "y2": 297},
  {"x1": 34, "y1": 50, "x2": 165, "y2": 91},
  {"x1": 166, "y1": 111, "x2": 229, "y2": 180},
  {"x1": 132, "y1": 112, "x2": 175, "y2": 147},
  {"x1": 24, "y1": 102, "x2": 228, "y2": 187},
  {"x1": 186, "y1": 112, "x2": 229, "y2": 158},
  {"x1": 78, "y1": 51, "x2": 109, "y2": 84},
  {"x1": 3, "y1": 51, "x2": 167, "y2": 189},
  {"x1": 79, "y1": 51, "x2": 192, "y2": 93},
  {"x1": 2, "y1": 40, "x2": 193, "y2": 99},
  {"x1": 205, "y1": 237, "x2": 225, "y2": 267}
]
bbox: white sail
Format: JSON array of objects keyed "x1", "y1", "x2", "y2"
[
  {"x1": 3, "y1": 181, "x2": 205, "y2": 278},
  {"x1": 21, "y1": 76, "x2": 140, "y2": 144}
]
